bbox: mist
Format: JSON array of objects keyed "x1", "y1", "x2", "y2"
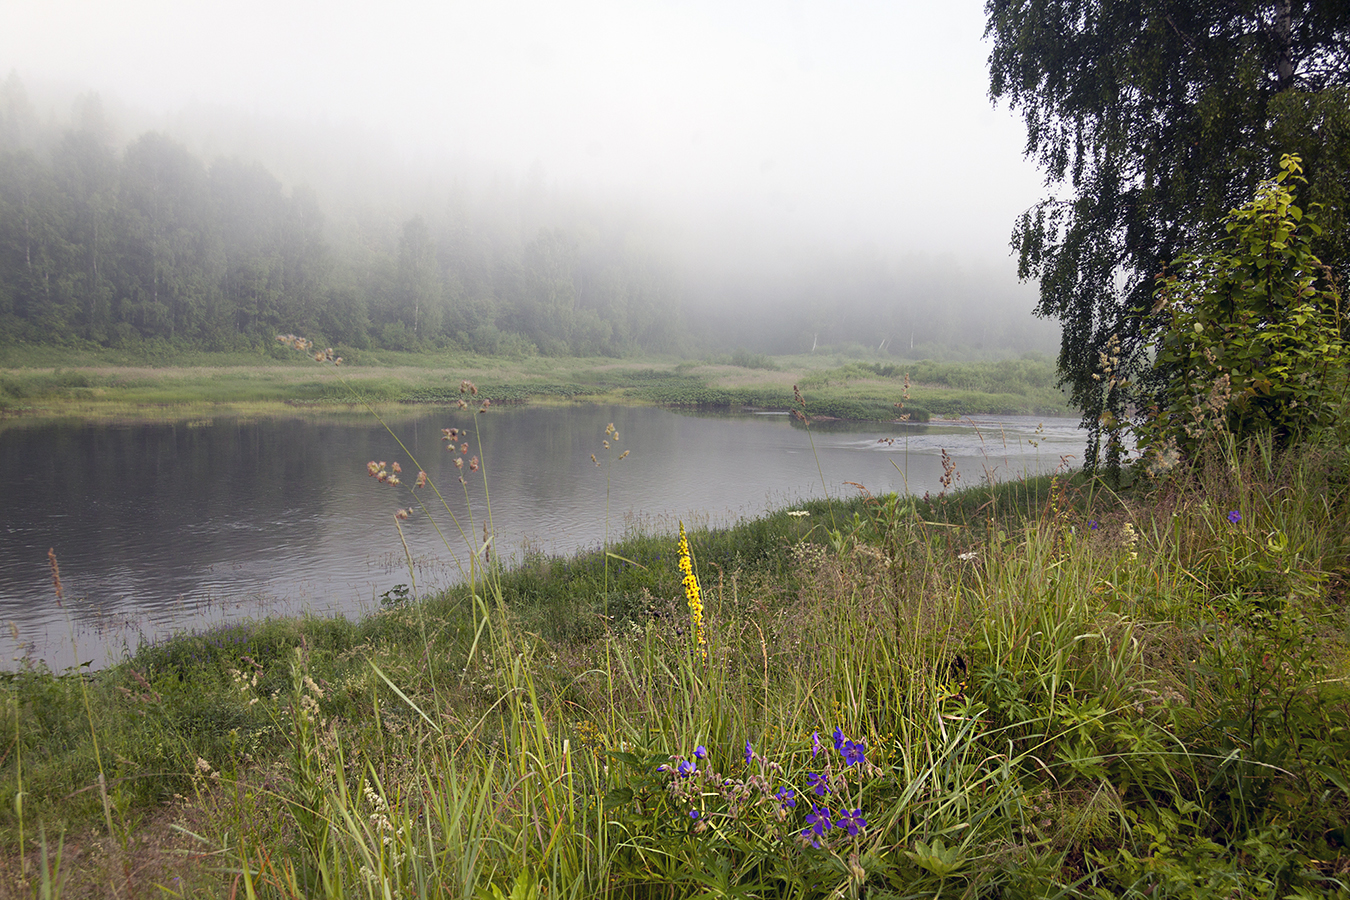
[{"x1": 1, "y1": 1, "x2": 1057, "y2": 358}]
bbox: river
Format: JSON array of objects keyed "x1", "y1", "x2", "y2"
[{"x1": 0, "y1": 404, "x2": 1085, "y2": 669}]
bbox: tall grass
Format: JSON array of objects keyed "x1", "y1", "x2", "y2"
[{"x1": 2, "y1": 388, "x2": 1348, "y2": 896}]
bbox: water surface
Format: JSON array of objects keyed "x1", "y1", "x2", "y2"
[{"x1": 0, "y1": 405, "x2": 1084, "y2": 668}]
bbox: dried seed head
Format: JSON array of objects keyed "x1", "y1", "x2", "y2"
[{"x1": 47, "y1": 548, "x2": 63, "y2": 607}]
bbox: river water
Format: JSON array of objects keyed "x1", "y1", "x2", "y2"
[{"x1": 0, "y1": 404, "x2": 1084, "y2": 669}]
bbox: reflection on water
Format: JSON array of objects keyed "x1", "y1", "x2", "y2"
[{"x1": 0, "y1": 405, "x2": 1084, "y2": 669}]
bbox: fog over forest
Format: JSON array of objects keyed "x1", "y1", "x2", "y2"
[{"x1": 0, "y1": 2, "x2": 1059, "y2": 359}]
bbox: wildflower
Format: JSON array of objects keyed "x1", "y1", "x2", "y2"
[
  {"x1": 835, "y1": 807, "x2": 867, "y2": 836},
  {"x1": 776, "y1": 786, "x2": 797, "y2": 809},
  {"x1": 841, "y1": 739, "x2": 866, "y2": 768},
  {"x1": 832, "y1": 727, "x2": 846, "y2": 752},
  {"x1": 693, "y1": 745, "x2": 707, "y2": 760},
  {"x1": 745, "y1": 740, "x2": 754, "y2": 767},
  {"x1": 787, "y1": 510, "x2": 809, "y2": 518},
  {"x1": 689, "y1": 809, "x2": 699, "y2": 819},
  {"x1": 803, "y1": 804, "x2": 833, "y2": 848},
  {"x1": 807, "y1": 772, "x2": 830, "y2": 796},
  {"x1": 469, "y1": 456, "x2": 480, "y2": 472},
  {"x1": 1227, "y1": 510, "x2": 1242, "y2": 524},
  {"x1": 1089, "y1": 520, "x2": 1100, "y2": 530},
  {"x1": 812, "y1": 731, "x2": 821, "y2": 758},
  {"x1": 677, "y1": 759, "x2": 696, "y2": 777},
  {"x1": 415, "y1": 471, "x2": 427, "y2": 488},
  {"x1": 1122, "y1": 522, "x2": 1138, "y2": 561},
  {"x1": 678, "y1": 522, "x2": 707, "y2": 661}
]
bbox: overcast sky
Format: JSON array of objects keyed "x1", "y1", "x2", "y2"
[{"x1": 3, "y1": 0, "x2": 1048, "y2": 273}]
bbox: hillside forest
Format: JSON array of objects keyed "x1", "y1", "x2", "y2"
[{"x1": 0, "y1": 76, "x2": 1058, "y2": 361}]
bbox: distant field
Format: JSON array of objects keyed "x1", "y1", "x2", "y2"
[{"x1": 0, "y1": 347, "x2": 1073, "y2": 421}]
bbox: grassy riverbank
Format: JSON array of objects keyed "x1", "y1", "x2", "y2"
[
  {"x1": 2, "y1": 432, "x2": 1348, "y2": 898},
  {"x1": 0, "y1": 346, "x2": 1071, "y2": 422}
]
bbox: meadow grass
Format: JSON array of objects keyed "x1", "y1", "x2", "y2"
[
  {"x1": 0, "y1": 349, "x2": 1072, "y2": 422},
  {"x1": 1, "y1": 419, "x2": 1347, "y2": 898}
]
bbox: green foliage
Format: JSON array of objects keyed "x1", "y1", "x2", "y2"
[
  {"x1": 704, "y1": 347, "x2": 779, "y2": 370},
  {"x1": 1140, "y1": 155, "x2": 1347, "y2": 459},
  {"x1": 5, "y1": 423, "x2": 1350, "y2": 895},
  {"x1": 986, "y1": 0, "x2": 1350, "y2": 469}
]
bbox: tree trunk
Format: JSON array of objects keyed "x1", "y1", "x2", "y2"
[{"x1": 1276, "y1": 0, "x2": 1294, "y2": 89}]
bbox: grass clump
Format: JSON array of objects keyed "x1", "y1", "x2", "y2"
[{"x1": 2, "y1": 419, "x2": 1348, "y2": 897}]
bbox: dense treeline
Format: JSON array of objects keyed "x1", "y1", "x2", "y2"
[
  {"x1": 0, "y1": 76, "x2": 1057, "y2": 359},
  {"x1": 0, "y1": 123, "x2": 684, "y2": 356}
]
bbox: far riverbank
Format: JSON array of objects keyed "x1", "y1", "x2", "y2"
[{"x1": 0, "y1": 347, "x2": 1072, "y2": 423}]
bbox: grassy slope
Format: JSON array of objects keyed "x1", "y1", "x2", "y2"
[{"x1": 1, "y1": 435, "x2": 1348, "y2": 898}]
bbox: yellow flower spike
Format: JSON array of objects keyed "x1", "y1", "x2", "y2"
[{"x1": 678, "y1": 521, "x2": 707, "y2": 662}]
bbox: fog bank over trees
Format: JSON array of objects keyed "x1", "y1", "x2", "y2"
[{"x1": 0, "y1": 75, "x2": 1058, "y2": 359}]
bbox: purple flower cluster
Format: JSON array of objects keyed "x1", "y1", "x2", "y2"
[
  {"x1": 796, "y1": 728, "x2": 868, "y2": 847},
  {"x1": 829, "y1": 727, "x2": 867, "y2": 767},
  {"x1": 661, "y1": 729, "x2": 869, "y2": 848}
]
